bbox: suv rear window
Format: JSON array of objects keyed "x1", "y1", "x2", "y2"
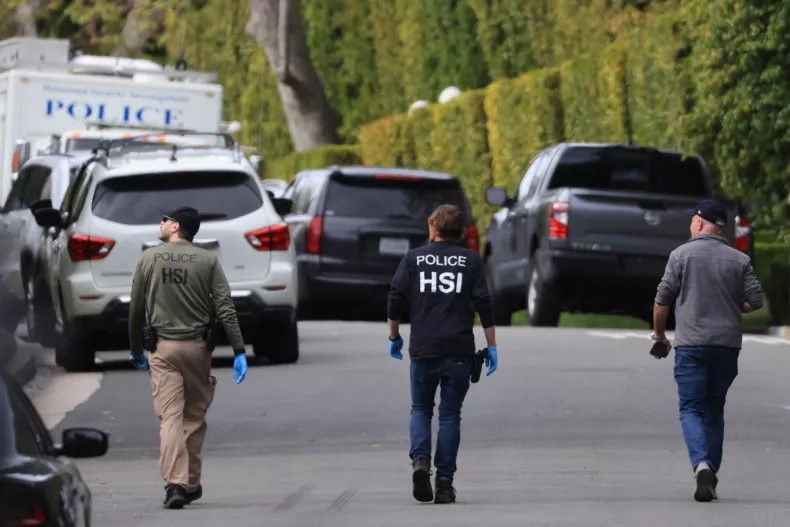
[
  {"x1": 548, "y1": 147, "x2": 709, "y2": 196},
  {"x1": 92, "y1": 171, "x2": 262, "y2": 224},
  {"x1": 324, "y1": 176, "x2": 469, "y2": 220}
]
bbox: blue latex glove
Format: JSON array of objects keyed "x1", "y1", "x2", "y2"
[
  {"x1": 129, "y1": 353, "x2": 148, "y2": 371},
  {"x1": 484, "y1": 347, "x2": 498, "y2": 376},
  {"x1": 233, "y1": 353, "x2": 248, "y2": 384},
  {"x1": 389, "y1": 336, "x2": 404, "y2": 360}
]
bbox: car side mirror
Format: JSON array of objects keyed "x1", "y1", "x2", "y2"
[
  {"x1": 30, "y1": 199, "x2": 52, "y2": 213},
  {"x1": 57, "y1": 427, "x2": 109, "y2": 458},
  {"x1": 271, "y1": 197, "x2": 293, "y2": 217},
  {"x1": 31, "y1": 207, "x2": 64, "y2": 229},
  {"x1": 485, "y1": 187, "x2": 513, "y2": 208}
]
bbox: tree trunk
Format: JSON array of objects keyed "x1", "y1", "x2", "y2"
[
  {"x1": 246, "y1": 0, "x2": 340, "y2": 151},
  {"x1": 112, "y1": 0, "x2": 151, "y2": 57},
  {"x1": 14, "y1": 1, "x2": 42, "y2": 36}
]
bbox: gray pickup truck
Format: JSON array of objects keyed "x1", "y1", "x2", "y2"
[{"x1": 483, "y1": 143, "x2": 754, "y2": 326}]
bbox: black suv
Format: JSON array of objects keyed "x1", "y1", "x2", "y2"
[{"x1": 283, "y1": 167, "x2": 478, "y2": 320}]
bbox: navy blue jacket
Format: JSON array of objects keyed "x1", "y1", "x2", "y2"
[{"x1": 387, "y1": 241, "x2": 495, "y2": 360}]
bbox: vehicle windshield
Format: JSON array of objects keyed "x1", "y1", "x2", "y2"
[
  {"x1": 548, "y1": 147, "x2": 709, "y2": 196},
  {"x1": 91, "y1": 171, "x2": 262, "y2": 225},
  {"x1": 324, "y1": 177, "x2": 469, "y2": 220}
]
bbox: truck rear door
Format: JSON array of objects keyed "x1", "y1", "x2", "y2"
[{"x1": 547, "y1": 146, "x2": 731, "y2": 261}]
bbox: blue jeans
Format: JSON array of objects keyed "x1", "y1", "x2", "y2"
[
  {"x1": 674, "y1": 346, "x2": 739, "y2": 473},
  {"x1": 410, "y1": 356, "x2": 472, "y2": 481}
]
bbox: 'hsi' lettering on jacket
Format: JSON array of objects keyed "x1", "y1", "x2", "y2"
[{"x1": 419, "y1": 271, "x2": 463, "y2": 294}]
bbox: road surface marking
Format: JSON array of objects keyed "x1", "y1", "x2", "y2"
[{"x1": 587, "y1": 331, "x2": 789, "y2": 346}]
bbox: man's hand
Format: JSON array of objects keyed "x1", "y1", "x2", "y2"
[
  {"x1": 484, "y1": 346, "x2": 498, "y2": 376},
  {"x1": 389, "y1": 335, "x2": 404, "y2": 360},
  {"x1": 129, "y1": 353, "x2": 148, "y2": 371},
  {"x1": 233, "y1": 352, "x2": 248, "y2": 384},
  {"x1": 650, "y1": 332, "x2": 671, "y2": 359}
]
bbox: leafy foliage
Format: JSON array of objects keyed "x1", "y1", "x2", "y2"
[{"x1": 683, "y1": 0, "x2": 790, "y2": 229}]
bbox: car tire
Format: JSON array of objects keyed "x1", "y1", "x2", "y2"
[
  {"x1": 526, "y1": 254, "x2": 561, "y2": 327},
  {"x1": 24, "y1": 273, "x2": 57, "y2": 347},
  {"x1": 485, "y1": 262, "x2": 511, "y2": 326},
  {"x1": 253, "y1": 310, "x2": 299, "y2": 364},
  {"x1": 56, "y1": 320, "x2": 95, "y2": 372}
]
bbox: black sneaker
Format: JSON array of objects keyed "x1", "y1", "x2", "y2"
[
  {"x1": 434, "y1": 476, "x2": 456, "y2": 504},
  {"x1": 186, "y1": 485, "x2": 203, "y2": 504},
  {"x1": 163, "y1": 485, "x2": 188, "y2": 509},
  {"x1": 693, "y1": 464, "x2": 718, "y2": 503},
  {"x1": 412, "y1": 458, "x2": 433, "y2": 503}
]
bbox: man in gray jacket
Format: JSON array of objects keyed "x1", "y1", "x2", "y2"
[{"x1": 653, "y1": 199, "x2": 764, "y2": 503}]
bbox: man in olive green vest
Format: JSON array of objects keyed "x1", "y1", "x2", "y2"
[{"x1": 128, "y1": 206, "x2": 249, "y2": 509}]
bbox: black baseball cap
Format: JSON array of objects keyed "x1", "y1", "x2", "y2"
[
  {"x1": 685, "y1": 199, "x2": 727, "y2": 228},
  {"x1": 164, "y1": 206, "x2": 201, "y2": 234}
]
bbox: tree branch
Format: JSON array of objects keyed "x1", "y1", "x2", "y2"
[{"x1": 276, "y1": 0, "x2": 291, "y2": 83}]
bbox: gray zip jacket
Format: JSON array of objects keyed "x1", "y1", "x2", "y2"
[{"x1": 655, "y1": 234, "x2": 764, "y2": 349}]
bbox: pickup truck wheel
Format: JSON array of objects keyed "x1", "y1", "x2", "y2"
[
  {"x1": 526, "y1": 257, "x2": 561, "y2": 327},
  {"x1": 253, "y1": 311, "x2": 299, "y2": 364},
  {"x1": 55, "y1": 321, "x2": 95, "y2": 372},
  {"x1": 25, "y1": 274, "x2": 57, "y2": 347}
]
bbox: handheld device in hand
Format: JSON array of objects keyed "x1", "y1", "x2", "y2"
[
  {"x1": 471, "y1": 348, "x2": 490, "y2": 383},
  {"x1": 649, "y1": 341, "x2": 670, "y2": 359}
]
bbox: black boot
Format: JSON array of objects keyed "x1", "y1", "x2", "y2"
[
  {"x1": 186, "y1": 484, "x2": 203, "y2": 504},
  {"x1": 163, "y1": 485, "x2": 187, "y2": 509},
  {"x1": 434, "y1": 476, "x2": 456, "y2": 504},
  {"x1": 412, "y1": 457, "x2": 433, "y2": 503}
]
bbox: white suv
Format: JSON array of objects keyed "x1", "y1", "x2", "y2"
[{"x1": 32, "y1": 134, "x2": 298, "y2": 371}]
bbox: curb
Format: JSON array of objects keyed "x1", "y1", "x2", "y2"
[
  {"x1": 0, "y1": 331, "x2": 41, "y2": 385},
  {"x1": 768, "y1": 326, "x2": 790, "y2": 339}
]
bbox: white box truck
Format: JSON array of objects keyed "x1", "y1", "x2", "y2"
[{"x1": 0, "y1": 37, "x2": 224, "y2": 203}]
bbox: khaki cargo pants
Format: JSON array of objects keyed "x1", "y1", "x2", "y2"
[{"x1": 149, "y1": 337, "x2": 215, "y2": 492}]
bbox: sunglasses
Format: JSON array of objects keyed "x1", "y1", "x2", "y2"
[{"x1": 161, "y1": 216, "x2": 177, "y2": 224}]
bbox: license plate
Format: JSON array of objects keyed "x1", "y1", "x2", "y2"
[{"x1": 379, "y1": 237, "x2": 409, "y2": 255}]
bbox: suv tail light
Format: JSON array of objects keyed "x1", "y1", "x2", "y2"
[
  {"x1": 466, "y1": 225, "x2": 480, "y2": 252},
  {"x1": 306, "y1": 217, "x2": 323, "y2": 254},
  {"x1": 734, "y1": 214, "x2": 751, "y2": 253},
  {"x1": 68, "y1": 234, "x2": 115, "y2": 261},
  {"x1": 0, "y1": 497, "x2": 47, "y2": 526},
  {"x1": 548, "y1": 202, "x2": 569, "y2": 239},
  {"x1": 245, "y1": 223, "x2": 290, "y2": 251}
]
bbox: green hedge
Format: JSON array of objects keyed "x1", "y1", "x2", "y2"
[
  {"x1": 264, "y1": 145, "x2": 362, "y2": 182},
  {"x1": 430, "y1": 90, "x2": 495, "y2": 229},
  {"x1": 484, "y1": 67, "x2": 564, "y2": 190},
  {"x1": 755, "y1": 243, "x2": 790, "y2": 325},
  {"x1": 560, "y1": 43, "x2": 630, "y2": 143},
  {"x1": 301, "y1": 0, "x2": 381, "y2": 141},
  {"x1": 625, "y1": 12, "x2": 692, "y2": 148},
  {"x1": 682, "y1": 1, "x2": 790, "y2": 229}
]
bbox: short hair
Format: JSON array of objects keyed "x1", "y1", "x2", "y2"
[
  {"x1": 428, "y1": 204, "x2": 465, "y2": 243},
  {"x1": 178, "y1": 226, "x2": 196, "y2": 242}
]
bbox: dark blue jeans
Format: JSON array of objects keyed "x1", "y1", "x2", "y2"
[
  {"x1": 674, "y1": 346, "x2": 740, "y2": 473},
  {"x1": 410, "y1": 356, "x2": 472, "y2": 481}
]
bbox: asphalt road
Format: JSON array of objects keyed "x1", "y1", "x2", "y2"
[{"x1": 28, "y1": 322, "x2": 790, "y2": 526}]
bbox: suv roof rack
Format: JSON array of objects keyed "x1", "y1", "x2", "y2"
[{"x1": 97, "y1": 131, "x2": 236, "y2": 159}]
